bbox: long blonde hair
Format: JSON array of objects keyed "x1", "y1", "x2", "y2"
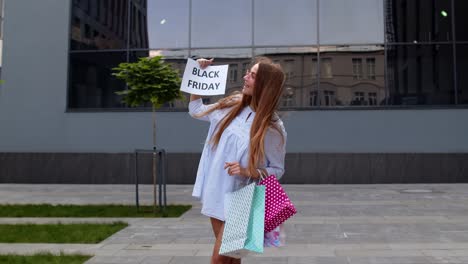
[{"x1": 196, "y1": 57, "x2": 285, "y2": 177}]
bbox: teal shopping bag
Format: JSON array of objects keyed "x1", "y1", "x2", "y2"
[
  {"x1": 219, "y1": 183, "x2": 265, "y2": 258},
  {"x1": 245, "y1": 184, "x2": 265, "y2": 253}
]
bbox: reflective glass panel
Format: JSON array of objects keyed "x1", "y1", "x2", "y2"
[
  {"x1": 320, "y1": 0, "x2": 384, "y2": 45},
  {"x1": 254, "y1": 0, "x2": 317, "y2": 46},
  {"x1": 191, "y1": 0, "x2": 251, "y2": 48},
  {"x1": 318, "y1": 45, "x2": 385, "y2": 107},
  {"x1": 457, "y1": 44, "x2": 468, "y2": 105},
  {"x1": 68, "y1": 51, "x2": 127, "y2": 108},
  {"x1": 386, "y1": 0, "x2": 453, "y2": 43},
  {"x1": 70, "y1": 0, "x2": 129, "y2": 50},
  {"x1": 254, "y1": 47, "x2": 318, "y2": 108},
  {"x1": 386, "y1": 44, "x2": 455, "y2": 105},
  {"x1": 455, "y1": 0, "x2": 468, "y2": 41},
  {"x1": 131, "y1": 0, "x2": 189, "y2": 49}
]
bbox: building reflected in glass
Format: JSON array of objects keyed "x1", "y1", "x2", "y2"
[{"x1": 68, "y1": 0, "x2": 467, "y2": 110}]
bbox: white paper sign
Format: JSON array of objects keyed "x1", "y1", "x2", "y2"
[{"x1": 180, "y1": 58, "x2": 228, "y2": 96}]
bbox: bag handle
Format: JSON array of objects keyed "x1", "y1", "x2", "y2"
[{"x1": 256, "y1": 168, "x2": 268, "y2": 181}]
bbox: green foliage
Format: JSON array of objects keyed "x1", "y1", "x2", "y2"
[
  {"x1": 0, "y1": 204, "x2": 192, "y2": 218},
  {"x1": 0, "y1": 222, "x2": 128, "y2": 243},
  {"x1": 0, "y1": 253, "x2": 91, "y2": 264},
  {"x1": 112, "y1": 56, "x2": 182, "y2": 107}
]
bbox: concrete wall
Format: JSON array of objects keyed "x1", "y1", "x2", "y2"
[
  {"x1": 0, "y1": 0, "x2": 467, "y2": 184},
  {"x1": 1, "y1": 152, "x2": 468, "y2": 184}
]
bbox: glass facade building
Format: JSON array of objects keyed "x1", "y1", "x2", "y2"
[
  {"x1": 68, "y1": 0, "x2": 468, "y2": 110},
  {"x1": 1, "y1": 0, "x2": 467, "y2": 184}
]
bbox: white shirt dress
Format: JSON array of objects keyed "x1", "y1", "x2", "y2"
[{"x1": 189, "y1": 98, "x2": 287, "y2": 221}]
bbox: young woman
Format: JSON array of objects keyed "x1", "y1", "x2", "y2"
[{"x1": 188, "y1": 57, "x2": 287, "y2": 264}]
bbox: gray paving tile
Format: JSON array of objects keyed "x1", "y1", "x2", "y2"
[
  {"x1": 85, "y1": 256, "x2": 147, "y2": 264},
  {"x1": 166, "y1": 256, "x2": 210, "y2": 264},
  {"x1": 2, "y1": 183, "x2": 468, "y2": 263},
  {"x1": 347, "y1": 257, "x2": 435, "y2": 264},
  {"x1": 287, "y1": 257, "x2": 350, "y2": 264},
  {"x1": 243, "y1": 257, "x2": 290, "y2": 263}
]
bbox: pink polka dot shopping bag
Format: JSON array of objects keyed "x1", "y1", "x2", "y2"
[{"x1": 258, "y1": 174, "x2": 297, "y2": 233}]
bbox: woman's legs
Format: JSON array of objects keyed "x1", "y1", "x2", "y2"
[{"x1": 209, "y1": 217, "x2": 241, "y2": 264}]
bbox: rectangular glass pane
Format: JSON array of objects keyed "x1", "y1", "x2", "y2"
[
  {"x1": 386, "y1": 44, "x2": 455, "y2": 105},
  {"x1": 457, "y1": 44, "x2": 468, "y2": 105},
  {"x1": 68, "y1": 51, "x2": 127, "y2": 108},
  {"x1": 191, "y1": 0, "x2": 252, "y2": 48},
  {"x1": 254, "y1": 47, "x2": 318, "y2": 108},
  {"x1": 254, "y1": 0, "x2": 317, "y2": 46},
  {"x1": 70, "y1": 0, "x2": 129, "y2": 50},
  {"x1": 455, "y1": 0, "x2": 468, "y2": 41},
  {"x1": 131, "y1": 0, "x2": 189, "y2": 49},
  {"x1": 320, "y1": 0, "x2": 384, "y2": 45},
  {"x1": 318, "y1": 45, "x2": 385, "y2": 107},
  {"x1": 386, "y1": 0, "x2": 453, "y2": 43}
]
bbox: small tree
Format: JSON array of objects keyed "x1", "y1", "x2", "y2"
[{"x1": 112, "y1": 56, "x2": 182, "y2": 213}]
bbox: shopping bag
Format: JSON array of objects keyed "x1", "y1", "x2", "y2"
[
  {"x1": 219, "y1": 182, "x2": 265, "y2": 258},
  {"x1": 264, "y1": 224, "x2": 286, "y2": 247},
  {"x1": 244, "y1": 184, "x2": 265, "y2": 253},
  {"x1": 258, "y1": 175, "x2": 297, "y2": 233}
]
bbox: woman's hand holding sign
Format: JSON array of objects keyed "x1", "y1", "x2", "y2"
[
  {"x1": 182, "y1": 58, "x2": 228, "y2": 98},
  {"x1": 198, "y1": 58, "x2": 214, "y2": 69}
]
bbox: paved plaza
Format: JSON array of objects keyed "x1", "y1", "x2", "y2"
[{"x1": 1, "y1": 183, "x2": 468, "y2": 263}]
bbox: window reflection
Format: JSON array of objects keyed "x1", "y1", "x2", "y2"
[
  {"x1": 352, "y1": 58, "x2": 363, "y2": 80},
  {"x1": 67, "y1": 0, "x2": 465, "y2": 110},
  {"x1": 192, "y1": 0, "x2": 251, "y2": 48},
  {"x1": 229, "y1": 64, "x2": 238, "y2": 83},
  {"x1": 253, "y1": 46, "x2": 385, "y2": 108},
  {"x1": 457, "y1": 45, "x2": 468, "y2": 105},
  {"x1": 320, "y1": 58, "x2": 333, "y2": 78},
  {"x1": 255, "y1": 0, "x2": 317, "y2": 46},
  {"x1": 71, "y1": 0, "x2": 129, "y2": 50},
  {"x1": 386, "y1": 0, "x2": 453, "y2": 43},
  {"x1": 319, "y1": 46, "x2": 385, "y2": 107},
  {"x1": 135, "y1": 0, "x2": 189, "y2": 49},
  {"x1": 310, "y1": 91, "x2": 319, "y2": 106},
  {"x1": 129, "y1": 0, "x2": 149, "y2": 49},
  {"x1": 320, "y1": 0, "x2": 384, "y2": 44},
  {"x1": 455, "y1": 0, "x2": 468, "y2": 41},
  {"x1": 386, "y1": 44, "x2": 454, "y2": 105},
  {"x1": 69, "y1": 52, "x2": 127, "y2": 108},
  {"x1": 366, "y1": 58, "x2": 376, "y2": 80},
  {"x1": 255, "y1": 47, "x2": 319, "y2": 108}
]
